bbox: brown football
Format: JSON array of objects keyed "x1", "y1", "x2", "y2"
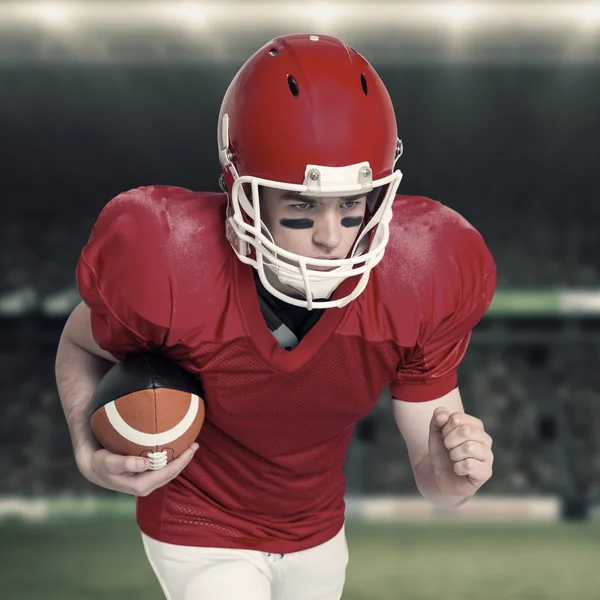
[{"x1": 90, "y1": 353, "x2": 205, "y2": 470}]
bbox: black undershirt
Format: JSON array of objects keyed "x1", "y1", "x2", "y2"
[{"x1": 253, "y1": 271, "x2": 325, "y2": 344}]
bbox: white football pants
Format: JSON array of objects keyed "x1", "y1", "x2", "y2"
[{"x1": 141, "y1": 524, "x2": 348, "y2": 600}]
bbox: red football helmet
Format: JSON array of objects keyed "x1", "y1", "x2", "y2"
[{"x1": 218, "y1": 34, "x2": 403, "y2": 309}]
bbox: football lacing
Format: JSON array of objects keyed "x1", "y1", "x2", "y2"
[{"x1": 147, "y1": 450, "x2": 168, "y2": 470}]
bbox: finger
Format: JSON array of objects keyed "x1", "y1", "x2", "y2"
[
  {"x1": 443, "y1": 424, "x2": 490, "y2": 451},
  {"x1": 448, "y1": 440, "x2": 488, "y2": 463},
  {"x1": 430, "y1": 407, "x2": 451, "y2": 432},
  {"x1": 161, "y1": 443, "x2": 199, "y2": 475},
  {"x1": 453, "y1": 458, "x2": 492, "y2": 484},
  {"x1": 441, "y1": 412, "x2": 482, "y2": 438},
  {"x1": 95, "y1": 449, "x2": 149, "y2": 476}
]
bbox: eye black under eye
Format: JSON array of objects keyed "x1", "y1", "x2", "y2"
[
  {"x1": 280, "y1": 218, "x2": 314, "y2": 229},
  {"x1": 341, "y1": 216, "x2": 364, "y2": 228}
]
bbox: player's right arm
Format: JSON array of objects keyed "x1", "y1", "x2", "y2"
[
  {"x1": 56, "y1": 301, "x2": 121, "y2": 472},
  {"x1": 55, "y1": 187, "x2": 198, "y2": 496},
  {"x1": 56, "y1": 301, "x2": 197, "y2": 496}
]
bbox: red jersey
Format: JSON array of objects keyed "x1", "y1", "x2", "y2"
[{"x1": 77, "y1": 185, "x2": 496, "y2": 553}]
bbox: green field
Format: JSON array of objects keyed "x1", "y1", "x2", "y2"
[{"x1": 1, "y1": 519, "x2": 599, "y2": 600}]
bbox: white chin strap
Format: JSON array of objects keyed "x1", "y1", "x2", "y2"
[{"x1": 264, "y1": 261, "x2": 354, "y2": 301}]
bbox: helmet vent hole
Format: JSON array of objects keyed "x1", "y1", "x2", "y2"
[
  {"x1": 269, "y1": 48, "x2": 279, "y2": 56},
  {"x1": 287, "y1": 75, "x2": 300, "y2": 97},
  {"x1": 361, "y1": 73, "x2": 368, "y2": 95}
]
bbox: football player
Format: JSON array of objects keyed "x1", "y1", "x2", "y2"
[{"x1": 56, "y1": 34, "x2": 496, "y2": 600}]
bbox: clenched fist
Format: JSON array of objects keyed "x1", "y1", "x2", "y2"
[{"x1": 428, "y1": 407, "x2": 493, "y2": 498}]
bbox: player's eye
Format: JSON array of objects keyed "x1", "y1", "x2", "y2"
[
  {"x1": 292, "y1": 203, "x2": 313, "y2": 211},
  {"x1": 341, "y1": 201, "x2": 360, "y2": 210}
]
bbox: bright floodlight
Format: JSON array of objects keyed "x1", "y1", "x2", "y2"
[
  {"x1": 167, "y1": 2, "x2": 210, "y2": 23},
  {"x1": 35, "y1": 3, "x2": 71, "y2": 25},
  {"x1": 570, "y1": 2, "x2": 600, "y2": 24},
  {"x1": 311, "y1": 2, "x2": 345, "y2": 25},
  {"x1": 428, "y1": 2, "x2": 484, "y2": 25}
]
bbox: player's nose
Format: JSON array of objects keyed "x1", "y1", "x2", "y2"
[{"x1": 312, "y1": 213, "x2": 343, "y2": 250}]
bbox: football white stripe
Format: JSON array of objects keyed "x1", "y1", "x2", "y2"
[{"x1": 104, "y1": 393, "x2": 200, "y2": 447}]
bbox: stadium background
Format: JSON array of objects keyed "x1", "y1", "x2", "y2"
[{"x1": 1, "y1": 2, "x2": 599, "y2": 599}]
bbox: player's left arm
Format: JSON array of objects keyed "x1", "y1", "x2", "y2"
[
  {"x1": 388, "y1": 212, "x2": 497, "y2": 507},
  {"x1": 392, "y1": 387, "x2": 493, "y2": 508}
]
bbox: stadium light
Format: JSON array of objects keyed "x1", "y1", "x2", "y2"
[
  {"x1": 33, "y1": 3, "x2": 71, "y2": 26},
  {"x1": 166, "y1": 2, "x2": 212, "y2": 23},
  {"x1": 309, "y1": 2, "x2": 346, "y2": 25},
  {"x1": 284, "y1": 1, "x2": 350, "y2": 26},
  {"x1": 426, "y1": 3, "x2": 487, "y2": 25},
  {"x1": 568, "y1": 2, "x2": 600, "y2": 24},
  {"x1": 2, "y1": 2, "x2": 600, "y2": 32}
]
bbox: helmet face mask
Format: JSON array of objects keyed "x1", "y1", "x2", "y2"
[{"x1": 218, "y1": 34, "x2": 403, "y2": 310}]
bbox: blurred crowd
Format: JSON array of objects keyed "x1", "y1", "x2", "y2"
[
  {"x1": 476, "y1": 211, "x2": 598, "y2": 288},
  {"x1": 0, "y1": 210, "x2": 94, "y2": 309}
]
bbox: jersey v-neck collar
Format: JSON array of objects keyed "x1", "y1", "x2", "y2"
[{"x1": 234, "y1": 259, "x2": 357, "y2": 374}]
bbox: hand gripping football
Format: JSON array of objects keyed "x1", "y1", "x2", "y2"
[{"x1": 90, "y1": 353, "x2": 205, "y2": 470}]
